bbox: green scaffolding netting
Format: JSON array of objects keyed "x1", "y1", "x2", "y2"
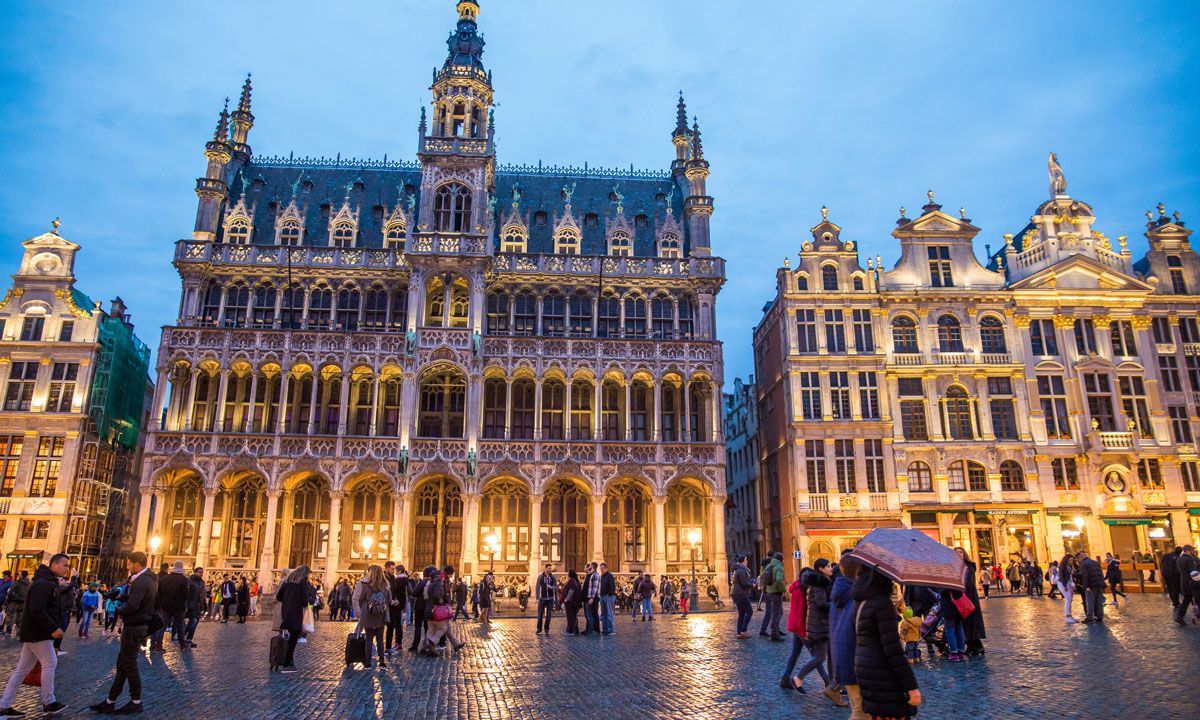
[{"x1": 88, "y1": 315, "x2": 150, "y2": 450}]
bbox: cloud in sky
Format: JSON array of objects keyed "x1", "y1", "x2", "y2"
[{"x1": 1, "y1": 0, "x2": 1197, "y2": 381}]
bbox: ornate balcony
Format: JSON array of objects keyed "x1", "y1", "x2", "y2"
[
  {"x1": 175, "y1": 241, "x2": 410, "y2": 272},
  {"x1": 492, "y1": 253, "x2": 724, "y2": 281}
]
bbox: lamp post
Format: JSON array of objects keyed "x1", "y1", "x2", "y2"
[
  {"x1": 362, "y1": 535, "x2": 374, "y2": 567},
  {"x1": 687, "y1": 528, "x2": 700, "y2": 612},
  {"x1": 148, "y1": 535, "x2": 162, "y2": 569},
  {"x1": 484, "y1": 533, "x2": 499, "y2": 575}
]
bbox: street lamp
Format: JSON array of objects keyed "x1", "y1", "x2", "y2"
[
  {"x1": 148, "y1": 535, "x2": 161, "y2": 568},
  {"x1": 484, "y1": 533, "x2": 500, "y2": 574},
  {"x1": 687, "y1": 528, "x2": 701, "y2": 613},
  {"x1": 361, "y1": 535, "x2": 374, "y2": 566}
]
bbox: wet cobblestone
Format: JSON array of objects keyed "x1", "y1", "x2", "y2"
[{"x1": 0, "y1": 595, "x2": 1196, "y2": 718}]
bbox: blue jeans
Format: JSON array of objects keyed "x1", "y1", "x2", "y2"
[
  {"x1": 944, "y1": 617, "x2": 965, "y2": 653},
  {"x1": 796, "y1": 638, "x2": 831, "y2": 686},
  {"x1": 536, "y1": 598, "x2": 554, "y2": 632},
  {"x1": 79, "y1": 608, "x2": 95, "y2": 635},
  {"x1": 641, "y1": 597, "x2": 653, "y2": 618},
  {"x1": 733, "y1": 595, "x2": 753, "y2": 634},
  {"x1": 784, "y1": 633, "x2": 804, "y2": 677},
  {"x1": 600, "y1": 595, "x2": 615, "y2": 633}
]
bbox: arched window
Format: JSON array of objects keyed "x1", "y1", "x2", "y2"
[
  {"x1": 363, "y1": 285, "x2": 389, "y2": 330},
  {"x1": 542, "y1": 291, "x2": 565, "y2": 337},
  {"x1": 413, "y1": 477, "x2": 463, "y2": 569},
  {"x1": 200, "y1": 281, "x2": 222, "y2": 326},
  {"x1": 383, "y1": 221, "x2": 405, "y2": 250},
  {"x1": 948, "y1": 460, "x2": 988, "y2": 492},
  {"x1": 822, "y1": 265, "x2": 839, "y2": 291},
  {"x1": 348, "y1": 370, "x2": 373, "y2": 435},
  {"x1": 630, "y1": 381, "x2": 651, "y2": 441},
  {"x1": 604, "y1": 480, "x2": 649, "y2": 570},
  {"x1": 540, "y1": 480, "x2": 590, "y2": 571},
  {"x1": 651, "y1": 295, "x2": 674, "y2": 339},
  {"x1": 542, "y1": 379, "x2": 566, "y2": 440},
  {"x1": 624, "y1": 296, "x2": 647, "y2": 338},
  {"x1": 349, "y1": 479, "x2": 391, "y2": 562},
  {"x1": 279, "y1": 284, "x2": 304, "y2": 330},
  {"x1": 418, "y1": 369, "x2": 466, "y2": 438},
  {"x1": 797, "y1": 274, "x2": 809, "y2": 291},
  {"x1": 908, "y1": 462, "x2": 933, "y2": 492},
  {"x1": 500, "y1": 227, "x2": 526, "y2": 254},
  {"x1": 331, "y1": 221, "x2": 355, "y2": 248},
  {"x1": 980, "y1": 316, "x2": 1007, "y2": 354},
  {"x1": 287, "y1": 476, "x2": 330, "y2": 569},
  {"x1": 434, "y1": 183, "x2": 472, "y2": 233},
  {"x1": 449, "y1": 281, "x2": 468, "y2": 328},
  {"x1": 513, "y1": 291, "x2": 537, "y2": 335},
  {"x1": 944, "y1": 386, "x2": 974, "y2": 440},
  {"x1": 166, "y1": 478, "x2": 202, "y2": 557},
  {"x1": 378, "y1": 376, "x2": 402, "y2": 436},
  {"x1": 555, "y1": 229, "x2": 580, "y2": 255},
  {"x1": 892, "y1": 316, "x2": 919, "y2": 353},
  {"x1": 601, "y1": 379, "x2": 623, "y2": 440},
  {"x1": 660, "y1": 381, "x2": 682, "y2": 441},
  {"x1": 678, "y1": 296, "x2": 696, "y2": 339},
  {"x1": 659, "y1": 233, "x2": 681, "y2": 258},
  {"x1": 852, "y1": 275, "x2": 865, "y2": 291},
  {"x1": 510, "y1": 378, "x2": 535, "y2": 440},
  {"x1": 224, "y1": 478, "x2": 265, "y2": 559},
  {"x1": 227, "y1": 220, "x2": 251, "y2": 245},
  {"x1": 278, "y1": 221, "x2": 301, "y2": 246},
  {"x1": 569, "y1": 292, "x2": 593, "y2": 337},
  {"x1": 336, "y1": 287, "x2": 361, "y2": 331},
  {"x1": 937, "y1": 315, "x2": 964, "y2": 352},
  {"x1": 999, "y1": 461, "x2": 1026, "y2": 491},
  {"x1": 597, "y1": 294, "x2": 620, "y2": 338},
  {"x1": 307, "y1": 285, "x2": 333, "y2": 330},
  {"x1": 570, "y1": 379, "x2": 594, "y2": 440},
  {"x1": 425, "y1": 276, "x2": 446, "y2": 326},
  {"x1": 482, "y1": 378, "x2": 507, "y2": 439},
  {"x1": 486, "y1": 291, "x2": 510, "y2": 335},
  {"x1": 315, "y1": 367, "x2": 342, "y2": 435},
  {"x1": 251, "y1": 284, "x2": 275, "y2": 328},
  {"x1": 480, "y1": 480, "x2": 530, "y2": 563},
  {"x1": 665, "y1": 483, "x2": 707, "y2": 563},
  {"x1": 609, "y1": 230, "x2": 633, "y2": 257},
  {"x1": 224, "y1": 283, "x2": 250, "y2": 327}
]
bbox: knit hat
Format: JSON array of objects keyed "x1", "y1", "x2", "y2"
[
  {"x1": 903, "y1": 606, "x2": 914, "y2": 619},
  {"x1": 1190, "y1": 570, "x2": 1200, "y2": 582},
  {"x1": 172, "y1": 560, "x2": 185, "y2": 574}
]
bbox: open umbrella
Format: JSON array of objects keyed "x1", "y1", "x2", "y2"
[{"x1": 847, "y1": 528, "x2": 966, "y2": 591}]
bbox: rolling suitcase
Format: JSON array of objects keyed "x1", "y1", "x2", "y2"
[
  {"x1": 344, "y1": 630, "x2": 369, "y2": 668},
  {"x1": 269, "y1": 630, "x2": 289, "y2": 671}
]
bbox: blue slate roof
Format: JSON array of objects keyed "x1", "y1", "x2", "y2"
[{"x1": 223, "y1": 160, "x2": 689, "y2": 257}]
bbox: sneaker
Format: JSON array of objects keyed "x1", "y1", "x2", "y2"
[
  {"x1": 280, "y1": 666, "x2": 298, "y2": 674},
  {"x1": 42, "y1": 703, "x2": 68, "y2": 716},
  {"x1": 89, "y1": 700, "x2": 117, "y2": 714},
  {"x1": 0, "y1": 708, "x2": 26, "y2": 717},
  {"x1": 779, "y1": 675, "x2": 794, "y2": 691},
  {"x1": 114, "y1": 701, "x2": 144, "y2": 714},
  {"x1": 1066, "y1": 617, "x2": 1077, "y2": 624},
  {"x1": 55, "y1": 650, "x2": 67, "y2": 657}
]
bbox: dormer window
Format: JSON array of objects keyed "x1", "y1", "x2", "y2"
[
  {"x1": 1168, "y1": 255, "x2": 1187, "y2": 294},
  {"x1": 609, "y1": 230, "x2": 632, "y2": 257},
  {"x1": 331, "y1": 221, "x2": 356, "y2": 248},
  {"x1": 278, "y1": 221, "x2": 301, "y2": 246},
  {"x1": 555, "y1": 229, "x2": 580, "y2": 255},
  {"x1": 434, "y1": 183, "x2": 472, "y2": 233},
  {"x1": 384, "y1": 222, "x2": 406, "y2": 250},
  {"x1": 928, "y1": 246, "x2": 953, "y2": 287},
  {"x1": 500, "y1": 228, "x2": 526, "y2": 253},
  {"x1": 659, "y1": 233, "x2": 681, "y2": 258},
  {"x1": 227, "y1": 220, "x2": 251, "y2": 245},
  {"x1": 821, "y1": 265, "x2": 839, "y2": 291}
]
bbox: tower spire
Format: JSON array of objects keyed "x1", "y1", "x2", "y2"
[
  {"x1": 674, "y1": 92, "x2": 689, "y2": 140},
  {"x1": 690, "y1": 116, "x2": 705, "y2": 161},
  {"x1": 230, "y1": 73, "x2": 255, "y2": 155},
  {"x1": 671, "y1": 92, "x2": 691, "y2": 170},
  {"x1": 212, "y1": 98, "x2": 230, "y2": 143}
]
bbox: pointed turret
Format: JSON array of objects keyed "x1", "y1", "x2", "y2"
[
  {"x1": 672, "y1": 92, "x2": 691, "y2": 170},
  {"x1": 193, "y1": 99, "x2": 233, "y2": 241},
  {"x1": 230, "y1": 73, "x2": 254, "y2": 154},
  {"x1": 683, "y1": 116, "x2": 713, "y2": 257}
]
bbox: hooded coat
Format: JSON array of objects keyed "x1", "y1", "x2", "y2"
[
  {"x1": 853, "y1": 568, "x2": 918, "y2": 718},
  {"x1": 786, "y1": 578, "x2": 808, "y2": 636},
  {"x1": 828, "y1": 573, "x2": 858, "y2": 685},
  {"x1": 803, "y1": 570, "x2": 832, "y2": 643}
]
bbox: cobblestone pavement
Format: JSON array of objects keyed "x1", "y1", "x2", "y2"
[{"x1": 0, "y1": 594, "x2": 1197, "y2": 719}]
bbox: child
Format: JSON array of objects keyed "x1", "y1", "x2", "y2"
[
  {"x1": 79, "y1": 582, "x2": 101, "y2": 638},
  {"x1": 899, "y1": 606, "x2": 922, "y2": 663}
]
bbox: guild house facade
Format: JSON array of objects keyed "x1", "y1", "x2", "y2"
[
  {"x1": 138, "y1": 0, "x2": 727, "y2": 591},
  {"x1": 755, "y1": 157, "x2": 1200, "y2": 577}
]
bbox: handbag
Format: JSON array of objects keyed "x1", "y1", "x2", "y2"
[
  {"x1": 952, "y1": 591, "x2": 976, "y2": 619},
  {"x1": 302, "y1": 605, "x2": 315, "y2": 634},
  {"x1": 432, "y1": 604, "x2": 453, "y2": 621},
  {"x1": 22, "y1": 662, "x2": 40, "y2": 687}
]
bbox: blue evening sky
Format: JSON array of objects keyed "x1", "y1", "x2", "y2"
[{"x1": 2, "y1": 1, "x2": 1198, "y2": 383}]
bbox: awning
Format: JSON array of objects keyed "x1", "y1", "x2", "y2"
[{"x1": 1190, "y1": 508, "x2": 1200, "y2": 516}]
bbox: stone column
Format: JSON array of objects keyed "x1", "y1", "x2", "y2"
[
  {"x1": 324, "y1": 491, "x2": 343, "y2": 591},
  {"x1": 183, "y1": 370, "x2": 200, "y2": 431},
  {"x1": 390, "y1": 493, "x2": 405, "y2": 564},
  {"x1": 307, "y1": 373, "x2": 321, "y2": 434},
  {"x1": 369, "y1": 376, "x2": 381, "y2": 437},
  {"x1": 258, "y1": 489, "x2": 281, "y2": 588},
  {"x1": 711, "y1": 495, "x2": 728, "y2": 584},
  {"x1": 396, "y1": 492, "x2": 414, "y2": 568},
  {"x1": 276, "y1": 372, "x2": 291, "y2": 434},
  {"x1": 564, "y1": 380, "x2": 574, "y2": 441},
  {"x1": 245, "y1": 371, "x2": 260, "y2": 433},
  {"x1": 134, "y1": 489, "x2": 154, "y2": 550},
  {"x1": 337, "y1": 373, "x2": 351, "y2": 436},
  {"x1": 196, "y1": 487, "x2": 218, "y2": 568},
  {"x1": 150, "y1": 367, "x2": 168, "y2": 431},
  {"x1": 592, "y1": 495, "x2": 606, "y2": 563},
  {"x1": 462, "y1": 493, "x2": 480, "y2": 578},
  {"x1": 528, "y1": 494, "x2": 543, "y2": 582},
  {"x1": 214, "y1": 370, "x2": 231, "y2": 433},
  {"x1": 533, "y1": 379, "x2": 544, "y2": 441},
  {"x1": 653, "y1": 495, "x2": 668, "y2": 577}
]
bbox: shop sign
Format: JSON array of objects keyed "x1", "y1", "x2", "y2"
[{"x1": 1102, "y1": 518, "x2": 1151, "y2": 526}]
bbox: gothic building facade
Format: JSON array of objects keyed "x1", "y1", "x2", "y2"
[
  {"x1": 755, "y1": 158, "x2": 1200, "y2": 579},
  {"x1": 0, "y1": 225, "x2": 152, "y2": 579},
  {"x1": 139, "y1": 0, "x2": 727, "y2": 591}
]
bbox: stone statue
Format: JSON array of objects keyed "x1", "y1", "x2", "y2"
[
  {"x1": 406, "y1": 191, "x2": 417, "y2": 217},
  {"x1": 398, "y1": 447, "x2": 409, "y2": 475},
  {"x1": 512, "y1": 186, "x2": 522, "y2": 205},
  {"x1": 290, "y1": 172, "x2": 304, "y2": 199},
  {"x1": 488, "y1": 193, "x2": 498, "y2": 215},
  {"x1": 406, "y1": 327, "x2": 417, "y2": 356},
  {"x1": 612, "y1": 184, "x2": 624, "y2": 211},
  {"x1": 563, "y1": 182, "x2": 576, "y2": 206},
  {"x1": 472, "y1": 331, "x2": 482, "y2": 358},
  {"x1": 1048, "y1": 152, "x2": 1068, "y2": 196},
  {"x1": 467, "y1": 449, "x2": 477, "y2": 476}
]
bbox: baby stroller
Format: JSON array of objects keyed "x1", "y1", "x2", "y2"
[{"x1": 918, "y1": 602, "x2": 950, "y2": 658}]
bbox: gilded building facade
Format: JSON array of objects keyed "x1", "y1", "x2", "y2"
[
  {"x1": 139, "y1": 1, "x2": 727, "y2": 591},
  {"x1": 0, "y1": 226, "x2": 152, "y2": 580},
  {"x1": 755, "y1": 158, "x2": 1200, "y2": 578}
]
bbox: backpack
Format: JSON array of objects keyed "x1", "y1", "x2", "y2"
[
  {"x1": 759, "y1": 567, "x2": 773, "y2": 588},
  {"x1": 367, "y1": 589, "x2": 387, "y2": 615}
]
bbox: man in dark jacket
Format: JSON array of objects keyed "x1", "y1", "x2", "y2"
[
  {"x1": 154, "y1": 561, "x2": 189, "y2": 652},
  {"x1": 407, "y1": 570, "x2": 429, "y2": 653},
  {"x1": 0, "y1": 554, "x2": 70, "y2": 716},
  {"x1": 90, "y1": 551, "x2": 159, "y2": 715},
  {"x1": 534, "y1": 564, "x2": 559, "y2": 634},
  {"x1": 183, "y1": 567, "x2": 206, "y2": 647},
  {"x1": 384, "y1": 563, "x2": 408, "y2": 654},
  {"x1": 599, "y1": 562, "x2": 617, "y2": 635},
  {"x1": 1074, "y1": 552, "x2": 1105, "y2": 623},
  {"x1": 1161, "y1": 547, "x2": 1182, "y2": 608},
  {"x1": 1174, "y1": 545, "x2": 1199, "y2": 625},
  {"x1": 52, "y1": 574, "x2": 78, "y2": 654},
  {"x1": 452, "y1": 577, "x2": 469, "y2": 621},
  {"x1": 3, "y1": 571, "x2": 30, "y2": 638},
  {"x1": 219, "y1": 575, "x2": 237, "y2": 623}
]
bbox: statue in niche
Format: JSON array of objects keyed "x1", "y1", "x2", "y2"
[
  {"x1": 406, "y1": 327, "x2": 417, "y2": 356},
  {"x1": 398, "y1": 447, "x2": 409, "y2": 475}
]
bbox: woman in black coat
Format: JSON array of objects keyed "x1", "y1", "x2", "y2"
[
  {"x1": 956, "y1": 548, "x2": 986, "y2": 656},
  {"x1": 236, "y1": 577, "x2": 251, "y2": 623},
  {"x1": 853, "y1": 566, "x2": 921, "y2": 718},
  {"x1": 561, "y1": 569, "x2": 582, "y2": 635},
  {"x1": 275, "y1": 565, "x2": 317, "y2": 672}
]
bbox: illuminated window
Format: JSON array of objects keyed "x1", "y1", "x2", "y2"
[
  {"x1": 609, "y1": 230, "x2": 632, "y2": 257},
  {"x1": 555, "y1": 229, "x2": 580, "y2": 255},
  {"x1": 383, "y1": 222, "x2": 406, "y2": 250},
  {"x1": 907, "y1": 462, "x2": 933, "y2": 492},
  {"x1": 434, "y1": 183, "x2": 472, "y2": 233},
  {"x1": 892, "y1": 316, "x2": 919, "y2": 353},
  {"x1": 30, "y1": 436, "x2": 64, "y2": 497}
]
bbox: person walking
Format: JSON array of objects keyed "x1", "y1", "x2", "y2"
[
  {"x1": 418, "y1": 566, "x2": 464, "y2": 655},
  {"x1": 730, "y1": 555, "x2": 755, "y2": 639},
  {"x1": 1046, "y1": 561, "x2": 1060, "y2": 600},
  {"x1": 218, "y1": 575, "x2": 236, "y2": 623},
  {"x1": 274, "y1": 565, "x2": 317, "y2": 674},
  {"x1": 353, "y1": 565, "x2": 393, "y2": 668},
  {"x1": 0, "y1": 554, "x2": 71, "y2": 716},
  {"x1": 477, "y1": 571, "x2": 494, "y2": 626},
  {"x1": 1105, "y1": 555, "x2": 1128, "y2": 607},
  {"x1": 90, "y1": 551, "x2": 159, "y2": 715},
  {"x1": 384, "y1": 563, "x2": 408, "y2": 656},
  {"x1": 1174, "y1": 545, "x2": 1199, "y2": 626},
  {"x1": 979, "y1": 567, "x2": 991, "y2": 599},
  {"x1": 636, "y1": 573, "x2": 656, "y2": 621},
  {"x1": 79, "y1": 583, "x2": 101, "y2": 639},
  {"x1": 1161, "y1": 546, "x2": 1182, "y2": 609},
  {"x1": 1056, "y1": 557, "x2": 1076, "y2": 623},
  {"x1": 599, "y1": 563, "x2": 617, "y2": 635},
  {"x1": 829, "y1": 553, "x2": 868, "y2": 720},
  {"x1": 759, "y1": 552, "x2": 786, "y2": 641},
  {"x1": 154, "y1": 561, "x2": 189, "y2": 652},
  {"x1": 183, "y1": 568, "x2": 205, "y2": 647},
  {"x1": 452, "y1": 576, "x2": 469, "y2": 621},
  {"x1": 955, "y1": 548, "x2": 987, "y2": 657},
  {"x1": 678, "y1": 578, "x2": 690, "y2": 618},
  {"x1": 534, "y1": 564, "x2": 558, "y2": 634},
  {"x1": 1006, "y1": 560, "x2": 1021, "y2": 594},
  {"x1": 853, "y1": 565, "x2": 921, "y2": 719},
  {"x1": 408, "y1": 570, "x2": 429, "y2": 652},
  {"x1": 1075, "y1": 552, "x2": 1106, "y2": 624},
  {"x1": 3, "y1": 572, "x2": 30, "y2": 639},
  {"x1": 779, "y1": 561, "x2": 808, "y2": 691},
  {"x1": 794, "y1": 559, "x2": 845, "y2": 705},
  {"x1": 0, "y1": 571, "x2": 12, "y2": 636},
  {"x1": 561, "y1": 569, "x2": 581, "y2": 635}
]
